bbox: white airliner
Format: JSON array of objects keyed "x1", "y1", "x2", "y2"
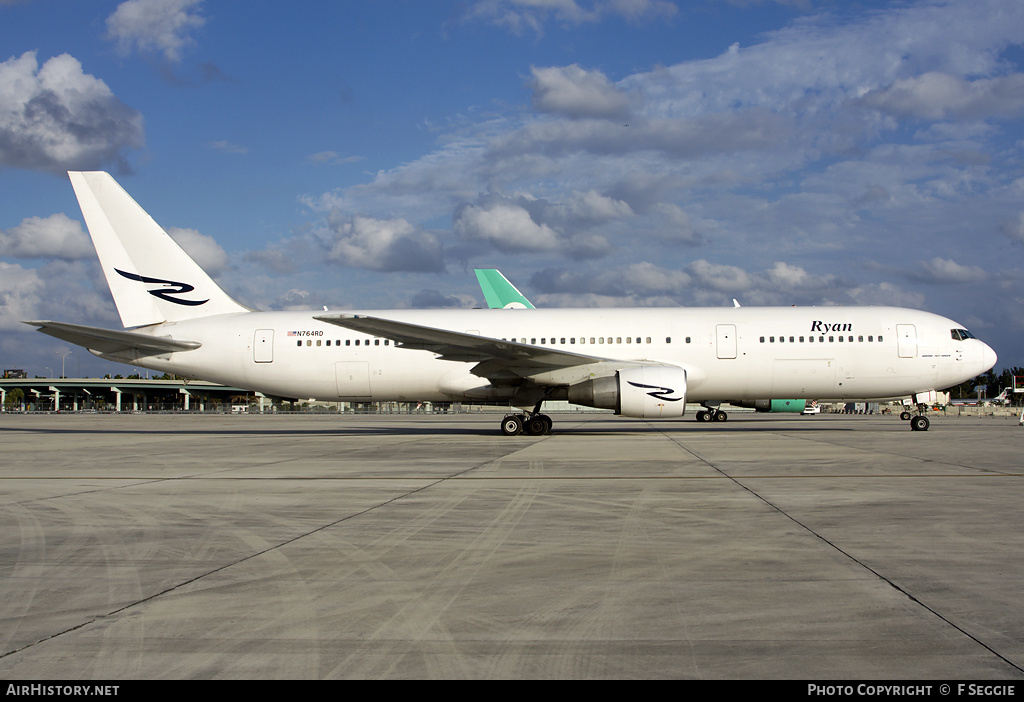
[{"x1": 26, "y1": 172, "x2": 997, "y2": 435}]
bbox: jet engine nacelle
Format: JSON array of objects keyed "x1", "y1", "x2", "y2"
[
  {"x1": 567, "y1": 365, "x2": 687, "y2": 418},
  {"x1": 734, "y1": 399, "x2": 807, "y2": 413}
]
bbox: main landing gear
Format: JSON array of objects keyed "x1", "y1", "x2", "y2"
[
  {"x1": 900, "y1": 403, "x2": 930, "y2": 431},
  {"x1": 500, "y1": 399, "x2": 554, "y2": 436},
  {"x1": 501, "y1": 412, "x2": 552, "y2": 436},
  {"x1": 695, "y1": 407, "x2": 728, "y2": 423}
]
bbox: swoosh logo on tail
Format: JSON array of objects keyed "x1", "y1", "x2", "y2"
[{"x1": 115, "y1": 269, "x2": 209, "y2": 306}]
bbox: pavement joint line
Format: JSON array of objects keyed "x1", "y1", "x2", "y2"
[
  {"x1": 655, "y1": 423, "x2": 1024, "y2": 677},
  {"x1": 0, "y1": 439, "x2": 537, "y2": 662}
]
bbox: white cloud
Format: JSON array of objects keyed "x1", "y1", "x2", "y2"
[
  {"x1": 859, "y1": 72, "x2": 1024, "y2": 122},
  {"x1": 455, "y1": 199, "x2": 561, "y2": 252},
  {"x1": 0, "y1": 214, "x2": 93, "y2": 260},
  {"x1": 686, "y1": 259, "x2": 752, "y2": 293},
  {"x1": 0, "y1": 260, "x2": 117, "y2": 333},
  {"x1": 1001, "y1": 212, "x2": 1024, "y2": 244},
  {"x1": 106, "y1": 0, "x2": 206, "y2": 62},
  {"x1": 320, "y1": 214, "x2": 444, "y2": 272},
  {"x1": 167, "y1": 227, "x2": 229, "y2": 274},
  {"x1": 0, "y1": 52, "x2": 144, "y2": 173},
  {"x1": 208, "y1": 140, "x2": 248, "y2": 155},
  {"x1": 465, "y1": 0, "x2": 675, "y2": 34},
  {"x1": 908, "y1": 257, "x2": 987, "y2": 285},
  {"x1": 0, "y1": 262, "x2": 44, "y2": 330},
  {"x1": 530, "y1": 65, "x2": 632, "y2": 120}
]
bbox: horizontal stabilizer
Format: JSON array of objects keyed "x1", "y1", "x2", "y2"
[{"x1": 24, "y1": 320, "x2": 201, "y2": 357}]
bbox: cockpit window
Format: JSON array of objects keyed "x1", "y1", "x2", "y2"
[{"x1": 951, "y1": 329, "x2": 976, "y2": 341}]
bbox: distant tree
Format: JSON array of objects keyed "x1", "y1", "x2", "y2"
[{"x1": 4, "y1": 388, "x2": 24, "y2": 409}]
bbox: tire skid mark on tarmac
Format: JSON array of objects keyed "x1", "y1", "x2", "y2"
[
  {"x1": 0, "y1": 430, "x2": 552, "y2": 664},
  {"x1": 656, "y1": 423, "x2": 1024, "y2": 677}
]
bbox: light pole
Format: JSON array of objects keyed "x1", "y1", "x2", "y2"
[{"x1": 57, "y1": 351, "x2": 72, "y2": 379}]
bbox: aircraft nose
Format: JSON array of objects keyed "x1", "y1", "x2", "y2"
[{"x1": 981, "y1": 341, "x2": 998, "y2": 372}]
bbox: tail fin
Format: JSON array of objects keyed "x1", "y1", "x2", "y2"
[
  {"x1": 474, "y1": 269, "x2": 535, "y2": 309},
  {"x1": 69, "y1": 171, "x2": 249, "y2": 328}
]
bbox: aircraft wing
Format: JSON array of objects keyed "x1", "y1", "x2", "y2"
[
  {"x1": 24, "y1": 320, "x2": 201, "y2": 356},
  {"x1": 314, "y1": 313, "x2": 599, "y2": 368}
]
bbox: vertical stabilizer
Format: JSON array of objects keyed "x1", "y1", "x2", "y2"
[
  {"x1": 475, "y1": 269, "x2": 535, "y2": 309},
  {"x1": 69, "y1": 171, "x2": 248, "y2": 328}
]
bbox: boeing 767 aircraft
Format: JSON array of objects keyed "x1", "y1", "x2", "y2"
[{"x1": 27, "y1": 172, "x2": 996, "y2": 435}]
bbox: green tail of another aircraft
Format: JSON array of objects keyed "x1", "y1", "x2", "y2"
[{"x1": 474, "y1": 269, "x2": 535, "y2": 309}]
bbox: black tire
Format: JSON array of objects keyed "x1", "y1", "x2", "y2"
[
  {"x1": 713, "y1": 410, "x2": 728, "y2": 422},
  {"x1": 525, "y1": 416, "x2": 548, "y2": 436},
  {"x1": 900, "y1": 411, "x2": 912, "y2": 421},
  {"x1": 501, "y1": 415, "x2": 524, "y2": 436},
  {"x1": 911, "y1": 415, "x2": 930, "y2": 431}
]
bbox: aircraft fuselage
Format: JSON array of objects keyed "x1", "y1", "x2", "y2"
[{"x1": 107, "y1": 305, "x2": 994, "y2": 406}]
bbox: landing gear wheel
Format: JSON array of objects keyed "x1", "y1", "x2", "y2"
[
  {"x1": 713, "y1": 410, "x2": 728, "y2": 422},
  {"x1": 501, "y1": 414, "x2": 524, "y2": 436},
  {"x1": 696, "y1": 410, "x2": 714, "y2": 422},
  {"x1": 911, "y1": 415, "x2": 930, "y2": 431},
  {"x1": 524, "y1": 415, "x2": 549, "y2": 436},
  {"x1": 900, "y1": 411, "x2": 912, "y2": 421}
]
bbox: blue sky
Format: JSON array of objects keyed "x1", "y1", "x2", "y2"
[{"x1": 2, "y1": 0, "x2": 1024, "y2": 379}]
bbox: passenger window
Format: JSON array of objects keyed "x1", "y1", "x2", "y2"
[
  {"x1": 686, "y1": 337, "x2": 691, "y2": 343},
  {"x1": 316, "y1": 340, "x2": 322, "y2": 346},
  {"x1": 296, "y1": 340, "x2": 302, "y2": 347},
  {"x1": 645, "y1": 337, "x2": 651, "y2": 344},
  {"x1": 666, "y1": 337, "x2": 671, "y2": 344}
]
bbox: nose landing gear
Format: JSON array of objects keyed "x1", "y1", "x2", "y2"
[{"x1": 901, "y1": 402, "x2": 930, "y2": 431}]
